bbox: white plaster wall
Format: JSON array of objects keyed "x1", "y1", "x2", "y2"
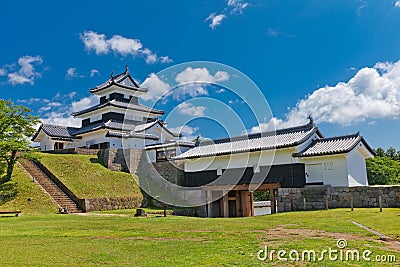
[
  {"x1": 346, "y1": 145, "x2": 369, "y2": 186},
  {"x1": 299, "y1": 155, "x2": 349, "y2": 187},
  {"x1": 254, "y1": 206, "x2": 271, "y2": 216},
  {"x1": 75, "y1": 130, "x2": 113, "y2": 148},
  {"x1": 184, "y1": 148, "x2": 297, "y2": 172},
  {"x1": 39, "y1": 135, "x2": 55, "y2": 151}
]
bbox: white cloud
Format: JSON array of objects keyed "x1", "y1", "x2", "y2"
[
  {"x1": 40, "y1": 94, "x2": 100, "y2": 127},
  {"x1": 0, "y1": 68, "x2": 6, "y2": 76},
  {"x1": 140, "y1": 73, "x2": 171, "y2": 101},
  {"x1": 216, "y1": 88, "x2": 225, "y2": 93},
  {"x1": 205, "y1": 0, "x2": 249, "y2": 29},
  {"x1": 79, "y1": 31, "x2": 109, "y2": 54},
  {"x1": 177, "y1": 102, "x2": 207, "y2": 116},
  {"x1": 71, "y1": 95, "x2": 99, "y2": 112},
  {"x1": 90, "y1": 69, "x2": 100, "y2": 77},
  {"x1": 395, "y1": 1, "x2": 400, "y2": 8},
  {"x1": 6, "y1": 55, "x2": 43, "y2": 85},
  {"x1": 257, "y1": 60, "x2": 400, "y2": 131},
  {"x1": 140, "y1": 68, "x2": 229, "y2": 102},
  {"x1": 175, "y1": 67, "x2": 230, "y2": 84},
  {"x1": 169, "y1": 125, "x2": 200, "y2": 142},
  {"x1": 205, "y1": 13, "x2": 226, "y2": 29},
  {"x1": 66, "y1": 67, "x2": 84, "y2": 79},
  {"x1": 227, "y1": 0, "x2": 249, "y2": 14},
  {"x1": 41, "y1": 111, "x2": 81, "y2": 127},
  {"x1": 248, "y1": 118, "x2": 284, "y2": 134},
  {"x1": 80, "y1": 31, "x2": 172, "y2": 64},
  {"x1": 160, "y1": 56, "x2": 173, "y2": 63}
]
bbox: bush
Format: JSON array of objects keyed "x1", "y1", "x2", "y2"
[{"x1": 366, "y1": 156, "x2": 400, "y2": 185}]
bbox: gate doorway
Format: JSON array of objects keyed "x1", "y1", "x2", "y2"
[{"x1": 203, "y1": 183, "x2": 280, "y2": 218}]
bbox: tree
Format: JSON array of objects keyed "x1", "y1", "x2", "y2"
[
  {"x1": 366, "y1": 156, "x2": 400, "y2": 185},
  {"x1": 0, "y1": 100, "x2": 39, "y2": 182},
  {"x1": 385, "y1": 147, "x2": 397, "y2": 160},
  {"x1": 374, "y1": 147, "x2": 386, "y2": 157}
]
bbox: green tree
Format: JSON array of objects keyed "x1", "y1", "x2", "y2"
[
  {"x1": 374, "y1": 147, "x2": 386, "y2": 157},
  {"x1": 385, "y1": 147, "x2": 397, "y2": 160},
  {"x1": 366, "y1": 156, "x2": 400, "y2": 185},
  {"x1": 0, "y1": 100, "x2": 39, "y2": 183}
]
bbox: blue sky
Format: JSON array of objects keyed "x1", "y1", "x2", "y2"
[{"x1": 1, "y1": 0, "x2": 400, "y2": 149}]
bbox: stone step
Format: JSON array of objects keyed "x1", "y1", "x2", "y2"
[{"x1": 19, "y1": 160, "x2": 83, "y2": 213}]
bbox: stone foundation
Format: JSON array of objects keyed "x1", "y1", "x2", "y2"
[
  {"x1": 278, "y1": 185, "x2": 400, "y2": 212},
  {"x1": 84, "y1": 196, "x2": 142, "y2": 211}
]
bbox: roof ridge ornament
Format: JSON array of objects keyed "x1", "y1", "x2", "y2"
[
  {"x1": 307, "y1": 115, "x2": 314, "y2": 125},
  {"x1": 125, "y1": 65, "x2": 129, "y2": 73}
]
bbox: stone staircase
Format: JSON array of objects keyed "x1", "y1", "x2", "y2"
[{"x1": 19, "y1": 159, "x2": 83, "y2": 213}]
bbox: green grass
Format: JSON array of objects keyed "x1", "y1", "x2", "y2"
[
  {"x1": 0, "y1": 208, "x2": 399, "y2": 266},
  {"x1": 39, "y1": 153, "x2": 142, "y2": 200},
  {"x1": 0, "y1": 165, "x2": 58, "y2": 214}
]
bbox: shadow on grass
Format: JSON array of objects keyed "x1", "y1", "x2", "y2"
[
  {"x1": 90, "y1": 157, "x2": 106, "y2": 167},
  {"x1": 0, "y1": 180, "x2": 18, "y2": 205}
]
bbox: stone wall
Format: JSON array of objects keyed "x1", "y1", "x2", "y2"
[
  {"x1": 278, "y1": 186, "x2": 400, "y2": 212},
  {"x1": 152, "y1": 161, "x2": 185, "y2": 184},
  {"x1": 97, "y1": 148, "x2": 144, "y2": 172},
  {"x1": 84, "y1": 196, "x2": 143, "y2": 211},
  {"x1": 44, "y1": 148, "x2": 99, "y2": 155}
]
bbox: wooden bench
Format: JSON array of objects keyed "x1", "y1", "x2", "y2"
[{"x1": 0, "y1": 211, "x2": 22, "y2": 217}]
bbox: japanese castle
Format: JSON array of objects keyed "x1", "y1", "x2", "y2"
[
  {"x1": 33, "y1": 66, "x2": 194, "y2": 156},
  {"x1": 33, "y1": 66, "x2": 375, "y2": 188}
]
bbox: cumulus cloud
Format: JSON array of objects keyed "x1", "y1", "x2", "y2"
[
  {"x1": 41, "y1": 111, "x2": 81, "y2": 127},
  {"x1": 177, "y1": 102, "x2": 207, "y2": 116},
  {"x1": 80, "y1": 31, "x2": 172, "y2": 64},
  {"x1": 140, "y1": 68, "x2": 229, "y2": 102},
  {"x1": 39, "y1": 94, "x2": 100, "y2": 127},
  {"x1": 6, "y1": 55, "x2": 43, "y2": 85},
  {"x1": 250, "y1": 60, "x2": 400, "y2": 133},
  {"x1": 140, "y1": 73, "x2": 171, "y2": 101},
  {"x1": 71, "y1": 95, "x2": 99, "y2": 112},
  {"x1": 175, "y1": 67, "x2": 230, "y2": 84},
  {"x1": 395, "y1": 1, "x2": 400, "y2": 8},
  {"x1": 205, "y1": 0, "x2": 249, "y2": 29}
]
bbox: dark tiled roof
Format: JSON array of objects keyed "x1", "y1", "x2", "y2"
[
  {"x1": 293, "y1": 133, "x2": 375, "y2": 157},
  {"x1": 145, "y1": 140, "x2": 195, "y2": 150},
  {"x1": 133, "y1": 120, "x2": 181, "y2": 137},
  {"x1": 174, "y1": 122, "x2": 320, "y2": 159},
  {"x1": 106, "y1": 131, "x2": 159, "y2": 140},
  {"x1": 32, "y1": 124, "x2": 80, "y2": 141},
  {"x1": 89, "y1": 67, "x2": 147, "y2": 94},
  {"x1": 71, "y1": 99, "x2": 165, "y2": 117}
]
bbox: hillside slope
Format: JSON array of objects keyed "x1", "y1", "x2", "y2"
[
  {"x1": 39, "y1": 153, "x2": 142, "y2": 200},
  {"x1": 0, "y1": 165, "x2": 58, "y2": 214}
]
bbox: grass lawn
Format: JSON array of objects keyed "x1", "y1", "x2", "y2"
[
  {"x1": 0, "y1": 208, "x2": 399, "y2": 266},
  {"x1": 0, "y1": 165, "x2": 58, "y2": 214},
  {"x1": 38, "y1": 153, "x2": 142, "y2": 199}
]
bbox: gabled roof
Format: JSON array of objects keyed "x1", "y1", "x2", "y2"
[
  {"x1": 174, "y1": 121, "x2": 320, "y2": 159},
  {"x1": 89, "y1": 66, "x2": 147, "y2": 94},
  {"x1": 32, "y1": 124, "x2": 81, "y2": 141},
  {"x1": 293, "y1": 133, "x2": 375, "y2": 158},
  {"x1": 145, "y1": 140, "x2": 195, "y2": 150},
  {"x1": 106, "y1": 131, "x2": 159, "y2": 140},
  {"x1": 133, "y1": 119, "x2": 181, "y2": 137},
  {"x1": 71, "y1": 99, "x2": 165, "y2": 117}
]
